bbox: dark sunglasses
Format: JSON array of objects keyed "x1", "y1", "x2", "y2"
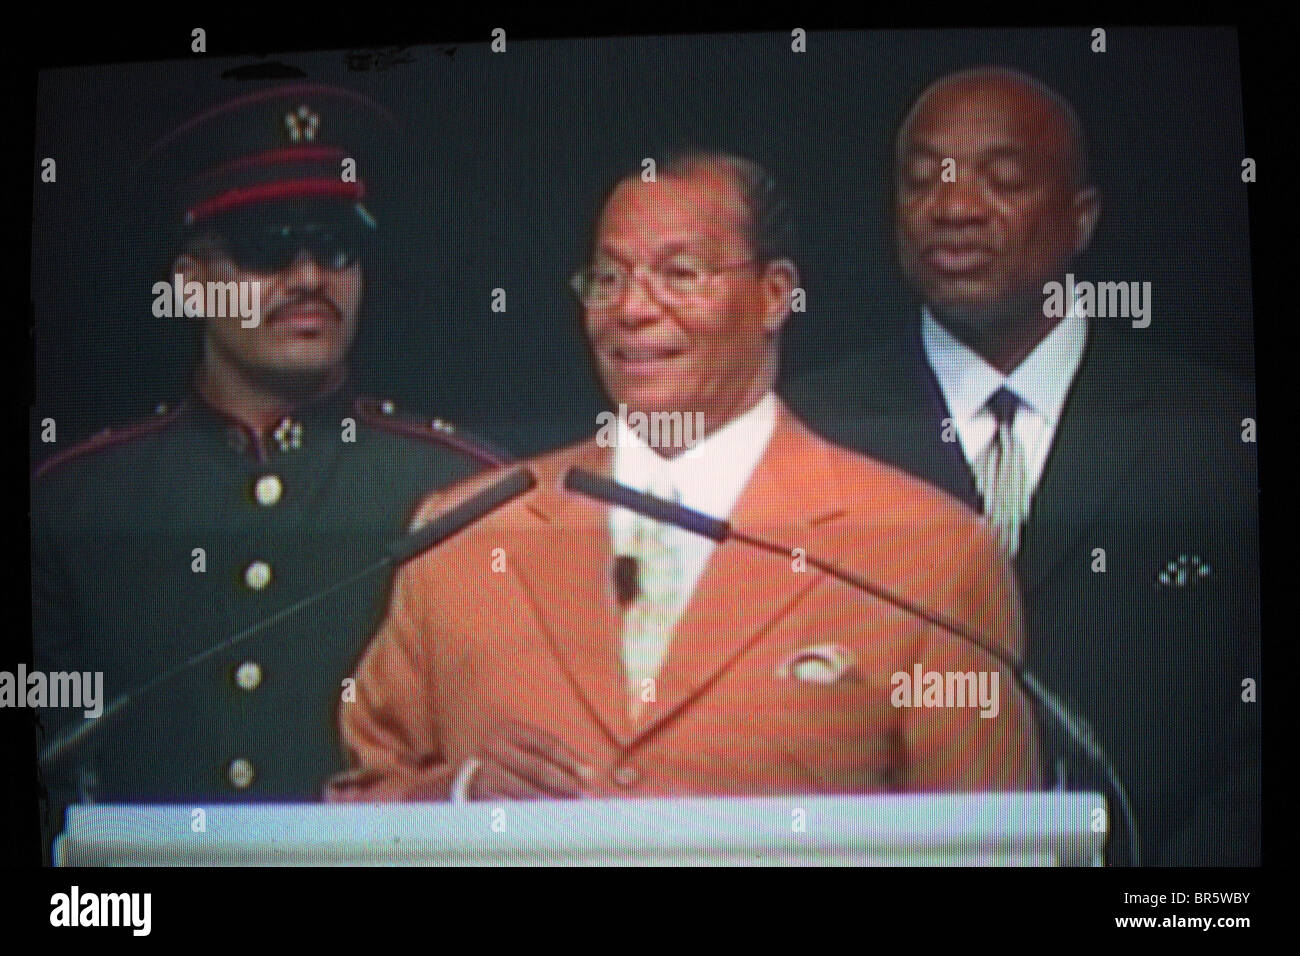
[{"x1": 218, "y1": 222, "x2": 369, "y2": 274}]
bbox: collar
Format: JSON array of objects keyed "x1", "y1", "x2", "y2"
[
  {"x1": 188, "y1": 377, "x2": 357, "y2": 463},
  {"x1": 921, "y1": 306, "x2": 1088, "y2": 427},
  {"x1": 613, "y1": 392, "x2": 778, "y2": 518}
]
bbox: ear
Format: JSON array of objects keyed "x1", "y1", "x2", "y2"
[
  {"x1": 1071, "y1": 186, "x2": 1100, "y2": 256},
  {"x1": 760, "y1": 258, "x2": 799, "y2": 335}
]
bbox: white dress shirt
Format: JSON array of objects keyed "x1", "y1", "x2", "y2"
[
  {"x1": 609, "y1": 391, "x2": 778, "y2": 635},
  {"x1": 921, "y1": 307, "x2": 1088, "y2": 499}
]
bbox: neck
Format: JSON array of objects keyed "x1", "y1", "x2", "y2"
[
  {"x1": 196, "y1": 346, "x2": 345, "y2": 435},
  {"x1": 934, "y1": 303, "x2": 1062, "y2": 376}
]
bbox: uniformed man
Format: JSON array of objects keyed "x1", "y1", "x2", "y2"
[{"x1": 31, "y1": 83, "x2": 508, "y2": 855}]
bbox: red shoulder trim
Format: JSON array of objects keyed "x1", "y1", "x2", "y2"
[
  {"x1": 32, "y1": 402, "x2": 189, "y2": 480},
  {"x1": 353, "y1": 397, "x2": 512, "y2": 468}
]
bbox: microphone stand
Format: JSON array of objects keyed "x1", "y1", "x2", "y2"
[{"x1": 38, "y1": 468, "x2": 536, "y2": 772}]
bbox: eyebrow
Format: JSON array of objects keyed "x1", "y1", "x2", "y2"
[{"x1": 594, "y1": 240, "x2": 716, "y2": 261}]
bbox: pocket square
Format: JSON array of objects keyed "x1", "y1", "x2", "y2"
[
  {"x1": 777, "y1": 644, "x2": 858, "y2": 684},
  {"x1": 1156, "y1": 553, "x2": 1212, "y2": 588}
]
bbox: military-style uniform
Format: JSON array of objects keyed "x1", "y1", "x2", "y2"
[{"x1": 32, "y1": 386, "x2": 507, "y2": 838}]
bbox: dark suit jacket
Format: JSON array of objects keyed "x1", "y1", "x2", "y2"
[{"x1": 784, "y1": 319, "x2": 1261, "y2": 866}]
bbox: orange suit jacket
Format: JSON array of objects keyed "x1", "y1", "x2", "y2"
[{"x1": 327, "y1": 403, "x2": 1041, "y2": 801}]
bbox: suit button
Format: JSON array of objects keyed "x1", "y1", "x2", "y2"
[
  {"x1": 243, "y1": 560, "x2": 272, "y2": 591},
  {"x1": 254, "y1": 474, "x2": 283, "y2": 507},
  {"x1": 234, "y1": 661, "x2": 263, "y2": 691},
  {"x1": 227, "y1": 758, "x2": 255, "y2": 789},
  {"x1": 613, "y1": 765, "x2": 638, "y2": 787}
]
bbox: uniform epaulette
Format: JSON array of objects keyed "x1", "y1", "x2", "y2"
[
  {"x1": 33, "y1": 402, "x2": 188, "y2": 480},
  {"x1": 353, "y1": 397, "x2": 513, "y2": 468}
]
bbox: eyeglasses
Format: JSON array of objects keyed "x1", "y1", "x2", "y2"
[
  {"x1": 570, "y1": 254, "x2": 757, "y2": 308},
  {"x1": 216, "y1": 223, "x2": 368, "y2": 274}
]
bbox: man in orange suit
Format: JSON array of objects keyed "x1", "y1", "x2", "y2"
[{"x1": 327, "y1": 151, "x2": 1041, "y2": 803}]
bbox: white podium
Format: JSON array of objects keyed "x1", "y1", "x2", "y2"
[{"x1": 55, "y1": 792, "x2": 1105, "y2": 866}]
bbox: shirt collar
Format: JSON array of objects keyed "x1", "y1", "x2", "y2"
[
  {"x1": 921, "y1": 306, "x2": 1088, "y2": 426},
  {"x1": 614, "y1": 391, "x2": 778, "y2": 517}
]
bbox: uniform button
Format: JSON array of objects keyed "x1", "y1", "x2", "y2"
[
  {"x1": 243, "y1": 560, "x2": 272, "y2": 591},
  {"x1": 254, "y1": 474, "x2": 283, "y2": 507},
  {"x1": 234, "y1": 661, "x2": 263, "y2": 691},
  {"x1": 613, "y1": 765, "x2": 638, "y2": 787},
  {"x1": 227, "y1": 758, "x2": 255, "y2": 789}
]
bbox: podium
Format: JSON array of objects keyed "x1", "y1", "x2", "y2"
[{"x1": 55, "y1": 792, "x2": 1105, "y2": 865}]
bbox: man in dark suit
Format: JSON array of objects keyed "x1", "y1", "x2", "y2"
[{"x1": 785, "y1": 67, "x2": 1260, "y2": 865}]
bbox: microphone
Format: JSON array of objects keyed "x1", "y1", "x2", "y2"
[
  {"x1": 612, "y1": 555, "x2": 639, "y2": 608},
  {"x1": 385, "y1": 467, "x2": 535, "y2": 562},
  {"x1": 39, "y1": 467, "x2": 537, "y2": 771},
  {"x1": 563, "y1": 466, "x2": 1141, "y2": 866}
]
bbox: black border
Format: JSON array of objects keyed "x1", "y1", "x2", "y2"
[{"x1": 4, "y1": 7, "x2": 1280, "y2": 937}]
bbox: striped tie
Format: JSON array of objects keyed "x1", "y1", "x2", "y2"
[
  {"x1": 620, "y1": 469, "x2": 683, "y2": 713},
  {"x1": 974, "y1": 387, "x2": 1028, "y2": 557}
]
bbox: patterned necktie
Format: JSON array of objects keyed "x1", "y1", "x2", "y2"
[
  {"x1": 620, "y1": 468, "x2": 683, "y2": 712},
  {"x1": 974, "y1": 387, "x2": 1028, "y2": 557}
]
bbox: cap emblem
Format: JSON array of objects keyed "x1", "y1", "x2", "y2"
[{"x1": 284, "y1": 105, "x2": 320, "y2": 143}]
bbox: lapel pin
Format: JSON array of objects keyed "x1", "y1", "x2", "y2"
[{"x1": 1157, "y1": 553, "x2": 1211, "y2": 588}]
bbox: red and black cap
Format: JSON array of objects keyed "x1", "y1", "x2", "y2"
[{"x1": 138, "y1": 83, "x2": 399, "y2": 233}]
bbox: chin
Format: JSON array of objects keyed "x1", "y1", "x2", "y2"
[{"x1": 267, "y1": 345, "x2": 347, "y2": 371}]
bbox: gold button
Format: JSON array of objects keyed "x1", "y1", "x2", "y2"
[
  {"x1": 243, "y1": 560, "x2": 272, "y2": 591},
  {"x1": 227, "y1": 758, "x2": 255, "y2": 789},
  {"x1": 613, "y1": 765, "x2": 638, "y2": 787},
  {"x1": 254, "y1": 474, "x2": 283, "y2": 507},
  {"x1": 234, "y1": 661, "x2": 263, "y2": 691}
]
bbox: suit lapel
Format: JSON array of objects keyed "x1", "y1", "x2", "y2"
[
  {"x1": 876, "y1": 320, "x2": 1152, "y2": 597},
  {"x1": 1016, "y1": 326, "x2": 1153, "y2": 596},
  {"x1": 897, "y1": 326, "x2": 984, "y2": 510},
  {"x1": 507, "y1": 412, "x2": 851, "y2": 745},
  {"x1": 635, "y1": 408, "x2": 845, "y2": 740},
  {"x1": 506, "y1": 441, "x2": 634, "y2": 745},
  {"x1": 832, "y1": 325, "x2": 980, "y2": 510}
]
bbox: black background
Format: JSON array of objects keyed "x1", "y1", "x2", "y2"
[
  {"x1": 30, "y1": 26, "x2": 1254, "y2": 459},
  {"x1": 2, "y1": 7, "x2": 1279, "y2": 919}
]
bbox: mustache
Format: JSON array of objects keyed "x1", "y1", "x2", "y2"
[{"x1": 267, "y1": 296, "x2": 342, "y2": 322}]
